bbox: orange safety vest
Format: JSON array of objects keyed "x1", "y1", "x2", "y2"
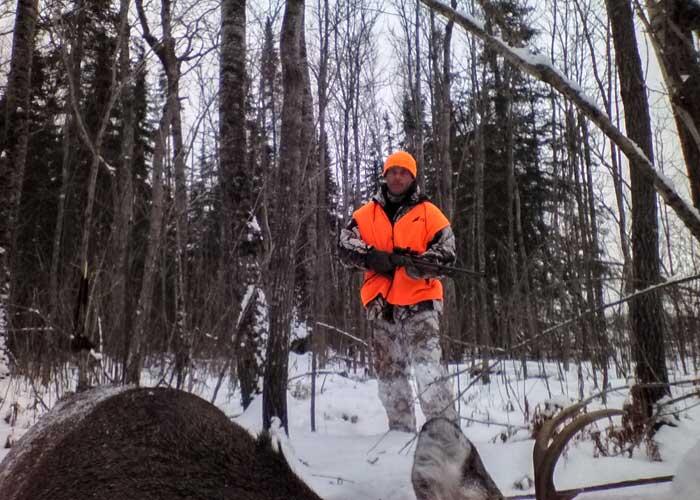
[{"x1": 353, "y1": 200, "x2": 450, "y2": 307}]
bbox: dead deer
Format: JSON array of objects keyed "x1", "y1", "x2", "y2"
[
  {"x1": 0, "y1": 386, "x2": 323, "y2": 500},
  {"x1": 412, "y1": 417, "x2": 504, "y2": 500}
]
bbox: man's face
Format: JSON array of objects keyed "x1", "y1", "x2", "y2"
[{"x1": 385, "y1": 167, "x2": 414, "y2": 196}]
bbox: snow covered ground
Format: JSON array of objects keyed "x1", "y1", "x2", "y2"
[{"x1": 0, "y1": 353, "x2": 698, "y2": 499}]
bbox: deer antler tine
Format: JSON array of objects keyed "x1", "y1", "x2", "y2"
[
  {"x1": 533, "y1": 402, "x2": 586, "y2": 473},
  {"x1": 535, "y1": 408, "x2": 624, "y2": 500}
]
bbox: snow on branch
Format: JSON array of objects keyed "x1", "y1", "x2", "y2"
[{"x1": 420, "y1": 0, "x2": 700, "y2": 243}]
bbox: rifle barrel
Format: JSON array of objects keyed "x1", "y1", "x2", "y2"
[{"x1": 409, "y1": 257, "x2": 483, "y2": 277}]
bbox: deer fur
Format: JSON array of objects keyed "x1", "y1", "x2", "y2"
[
  {"x1": 412, "y1": 417, "x2": 504, "y2": 500},
  {"x1": 0, "y1": 386, "x2": 322, "y2": 500}
]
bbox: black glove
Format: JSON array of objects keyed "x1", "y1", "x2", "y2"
[
  {"x1": 389, "y1": 253, "x2": 411, "y2": 267},
  {"x1": 365, "y1": 249, "x2": 396, "y2": 275},
  {"x1": 391, "y1": 253, "x2": 435, "y2": 279}
]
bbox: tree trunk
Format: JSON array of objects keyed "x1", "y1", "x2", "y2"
[
  {"x1": 220, "y1": 0, "x2": 255, "y2": 406},
  {"x1": 579, "y1": 115, "x2": 609, "y2": 393},
  {"x1": 644, "y1": 0, "x2": 700, "y2": 208},
  {"x1": 309, "y1": 0, "x2": 332, "y2": 429},
  {"x1": 126, "y1": 112, "x2": 167, "y2": 385},
  {"x1": 263, "y1": 0, "x2": 312, "y2": 433},
  {"x1": 113, "y1": 0, "x2": 136, "y2": 378},
  {"x1": 471, "y1": 45, "x2": 490, "y2": 382},
  {"x1": 427, "y1": 4, "x2": 458, "y2": 353},
  {"x1": 414, "y1": 0, "x2": 425, "y2": 190},
  {"x1": 136, "y1": 0, "x2": 190, "y2": 389},
  {"x1": 606, "y1": 0, "x2": 669, "y2": 414},
  {"x1": 50, "y1": 1, "x2": 85, "y2": 325},
  {"x1": 0, "y1": 0, "x2": 40, "y2": 332}
]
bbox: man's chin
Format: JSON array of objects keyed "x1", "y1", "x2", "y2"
[{"x1": 388, "y1": 187, "x2": 409, "y2": 196}]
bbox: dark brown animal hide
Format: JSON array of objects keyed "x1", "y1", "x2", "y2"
[{"x1": 0, "y1": 386, "x2": 322, "y2": 500}]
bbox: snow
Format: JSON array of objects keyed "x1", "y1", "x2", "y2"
[
  {"x1": 0, "y1": 355, "x2": 698, "y2": 499},
  {"x1": 236, "y1": 284, "x2": 257, "y2": 329},
  {"x1": 672, "y1": 439, "x2": 700, "y2": 498}
]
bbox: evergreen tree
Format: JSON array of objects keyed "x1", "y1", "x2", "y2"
[{"x1": 450, "y1": 0, "x2": 568, "y2": 352}]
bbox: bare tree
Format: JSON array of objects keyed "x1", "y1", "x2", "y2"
[
  {"x1": 126, "y1": 111, "x2": 168, "y2": 385},
  {"x1": 0, "y1": 0, "x2": 40, "y2": 331},
  {"x1": 606, "y1": 0, "x2": 669, "y2": 413},
  {"x1": 112, "y1": 0, "x2": 137, "y2": 382},
  {"x1": 308, "y1": 0, "x2": 333, "y2": 430},
  {"x1": 220, "y1": 0, "x2": 258, "y2": 407},
  {"x1": 262, "y1": 0, "x2": 313, "y2": 432},
  {"x1": 136, "y1": 0, "x2": 191, "y2": 389}
]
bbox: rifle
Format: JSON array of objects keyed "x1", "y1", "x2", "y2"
[{"x1": 391, "y1": 247, "x2": 483, "y2": 278}]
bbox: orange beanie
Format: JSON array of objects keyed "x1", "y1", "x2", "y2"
[{"x1": 383, "y1": 151, "x2": 417, "y2": 178}]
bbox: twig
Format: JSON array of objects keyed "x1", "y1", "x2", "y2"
[
  {"x1": 309, "y1": 473, "x2": 356, "y2": 484},
  {"x1": 287, "y1": 370, "x2": 349, "y2": 382},
  {"x1": 315, "y1": 322, "x2": 368, "y2": 347},
  {"x1": 460, "y1": 415, "x2": 528, "y2": 430}
]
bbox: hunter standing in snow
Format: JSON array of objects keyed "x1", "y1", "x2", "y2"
[{"x1": 339, "y1": 150, "x2": 458, "y2": 432}]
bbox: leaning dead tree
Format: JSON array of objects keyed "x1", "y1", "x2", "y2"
[{"x1": 419, "y1": 0, "x2": 700, "y2": 243}]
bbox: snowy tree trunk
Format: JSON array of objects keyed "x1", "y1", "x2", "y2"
[
  {"x1": 428, "y1": 6, "x2": 457, "y2": 350},
  {"x1": 414, "y1": 0, "x2": 425, "y2": 190}
]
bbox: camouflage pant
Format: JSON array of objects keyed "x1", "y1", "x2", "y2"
[{"x1": 371, "y1": 308, "x2": 457, "y2": 432}]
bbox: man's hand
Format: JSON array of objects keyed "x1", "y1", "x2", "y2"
[
  {"x1": 389, "y1": 253, "x2": 412, "y2": 268},
  {"x1": 365, "y1": 249, "x2": 396, "y2": 275},
  {"x1": 391, "y1": 252, "x2": 436, "y2": 279}
]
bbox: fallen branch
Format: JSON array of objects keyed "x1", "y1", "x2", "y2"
[{"x1": 507, "y1": 474, "x2": 674, "y2": 499}]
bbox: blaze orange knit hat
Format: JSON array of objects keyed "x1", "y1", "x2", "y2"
[{"x1": 383, "y1": 151, "x2": 417, "y2": 178}]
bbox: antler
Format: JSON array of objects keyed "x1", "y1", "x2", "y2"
[{"x1": 533, "y1": 403, "x2": 624, "y2": 500}]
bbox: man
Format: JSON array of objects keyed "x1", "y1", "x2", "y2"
[{"x1": 339, "y1": 150, "x2": 458, "y2": 432}]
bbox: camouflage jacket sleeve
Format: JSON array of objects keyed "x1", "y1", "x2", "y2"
[
  {"x1": 338, "y1": 218, "x2": 371, "y2": 270},
  {"x1": 408, "y1": 225, "x2": 456, "y2": 279}
]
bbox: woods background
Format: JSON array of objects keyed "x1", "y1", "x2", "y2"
[{"x1": 1, "y1": 0, "x2": 699, "y2": 429}]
